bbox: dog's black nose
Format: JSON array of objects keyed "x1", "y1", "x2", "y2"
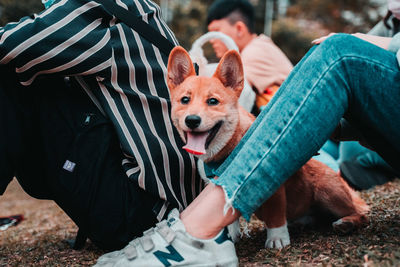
[{"x1": 185, "y1": 115, "x2": 201, "y2": 129}]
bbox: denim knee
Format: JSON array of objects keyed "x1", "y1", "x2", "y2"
[
  {"x1": 317, "y1": 33, "x2": 370, "y2": 60},
  {"x1": 323, "y1": 33, "x2": 353, "y2": 45}
]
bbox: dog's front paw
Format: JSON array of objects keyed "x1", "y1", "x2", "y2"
[
  {"x1": 227, "y1": 219, "x2": 241, "y2": 243},
  {"x1": 265, "y1": 224, "x2": 290, "y2": 249}
]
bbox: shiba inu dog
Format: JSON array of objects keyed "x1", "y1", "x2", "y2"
[{"x1": 167, "y1": 46, "x2": 369, "y2": 249}]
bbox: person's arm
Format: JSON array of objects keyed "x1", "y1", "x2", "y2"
[
  {"x1": 386, "y1": 32, "x2": 400, "y2": 68},
  {"x1": 313, "y1": 32, "x2": 400, "y2": 70},
  {"x1": 368, "y1": 20, "x2": 393, "y2": 37},
  {"x1": 312, "y1": 32, "x2": 392, "y2": 49},
  {"x1": 387, "y1": 32, "x2": 400, "y2": 52},
  {"x1": 0, "y1": 0, "x2": 113, "y2": 86},
  {"x1": 351, "y1": 33, "x2": 392, "y2": 49}
]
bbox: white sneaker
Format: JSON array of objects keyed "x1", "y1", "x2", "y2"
[{"x1": 94, "y1": 209, "x2": 238, "y2": 267}]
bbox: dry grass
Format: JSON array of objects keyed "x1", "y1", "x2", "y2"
[
  {"x1": 0, "y1": 179, "x2": 102, "y2": 266},
  {"x1": 1, "y1": 178, "x2": 400, "y2": 266}
]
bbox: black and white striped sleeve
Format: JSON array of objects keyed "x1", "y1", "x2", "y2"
[{"x1": 0, "y1": 0, "x2": 113, "y2": 85}]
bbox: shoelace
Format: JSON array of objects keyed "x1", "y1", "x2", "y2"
[{"x1": 123, "y1": 219, "x2": 177, "y2": 260}]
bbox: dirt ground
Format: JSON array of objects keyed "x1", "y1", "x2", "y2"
[{"x1": 1, "y1": 178, "x2": 400, "y2": 266}]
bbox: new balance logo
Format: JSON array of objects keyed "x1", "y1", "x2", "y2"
[
  {"x1": 153, "y1": 245, "x2": 184, "y2": 267},
  {"x1": 63, "y1": 160, "x2": 76, "y2": 172}
]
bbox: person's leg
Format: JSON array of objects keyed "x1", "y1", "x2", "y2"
[
  {"x1": 338, "y1": 141, "x2": 369, "y2": 164},
  {"x1": 0, "y1": 71, "x2": 161, "y2": 250},
  {"x1": 321, "y1": 139, "x2": 340, "y2": 160},
  {"x1": 356, "y1": 150, "x2": 395, "y2": 170},
  {"x1": 181, "y1": 33, "x2": 400, "y2": 238},
  {"x1": 338, "y1": 140, "x2": 398, "y2": 190},
  {"x1": 0, "y1": 66, "x2": 41, "y2": 196},
  {"x1": 338, "y1": 140, "x2": 396, "y2": 173},
  {"x1": 0, "y1": 75, "x2": 17, "y2": 194},
  {"x1": 313, "y1": 139, "x2": 340, "y2": 171},
  {"x1": 32, "y1": 77, "x2": 162, "y2": 250},
  {"x1": 313, "y1": 148, "x2": 340, "y2": 171}
]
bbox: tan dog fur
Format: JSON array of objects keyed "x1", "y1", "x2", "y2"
[{"x1": 167, "y1": 46, "x2": 369, "y2": 249}]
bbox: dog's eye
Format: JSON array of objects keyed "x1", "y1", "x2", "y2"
[
  {"x1": 207, "y1": 98, "x2": 219, "y2": 106},
  {"x1": 181, "y1": 96, "x2": 190, "y2": 104}
]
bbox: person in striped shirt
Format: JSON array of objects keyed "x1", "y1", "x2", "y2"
[{"x1": 0, "y1": 0, "x2": 203, "y2": 251}]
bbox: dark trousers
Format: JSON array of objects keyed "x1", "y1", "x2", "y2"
[{"x1": 0, "y1": 67, "x2": 159, "y2": 250}]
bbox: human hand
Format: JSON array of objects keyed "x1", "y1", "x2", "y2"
[
  {"x1": 209, "y1": 39, "x2": 229, "y2": 59},
  {"x1": 312, "y1": 32, "x2": 392, "y2": 50},
  {"x1": 351, "y1": 33, "x2": 392, "y2": 49},
  {"x1": 311, "y1": 33, "x2": 337, "y2": 45}
]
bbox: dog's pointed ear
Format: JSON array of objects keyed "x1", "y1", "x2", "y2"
[
  {"x1": 167, "y1": 46, "x2": 196, "y2": 91},
  {"x1": 213, "y1": 50, "x2": 244, "y2": 97}
]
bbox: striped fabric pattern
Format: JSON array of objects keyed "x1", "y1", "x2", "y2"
[{"x1": 0, "y1": 0, "x2": 203, "y2": 220}]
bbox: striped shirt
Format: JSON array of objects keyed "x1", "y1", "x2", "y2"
[{"x1": 0, "y1": 0, "x2": 203, "y2": 220}]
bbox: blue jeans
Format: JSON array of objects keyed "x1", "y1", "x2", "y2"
[{"x1": 211, "y1": 34, "x2": 400, "y2": 220}]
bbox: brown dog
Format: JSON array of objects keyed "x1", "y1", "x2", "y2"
[{"x1": 167, "y1": 46, "x2": 369, "y2": 249}]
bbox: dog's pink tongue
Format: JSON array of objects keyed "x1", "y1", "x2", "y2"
[{"x1": 183, "y1": 132, "x2": 208, "y2": 155}]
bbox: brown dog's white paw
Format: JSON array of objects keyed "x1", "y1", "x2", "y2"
[
  {"x1": 227, "y1": 219, "x2": 241, "y2": 243},
  {"x1": 265, "y1": 224, "x2": 290, "y2": 249}
]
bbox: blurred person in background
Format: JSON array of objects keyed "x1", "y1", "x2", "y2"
[{"x1": 206, "y1": 0, "x2": 293, "y2": 112}]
